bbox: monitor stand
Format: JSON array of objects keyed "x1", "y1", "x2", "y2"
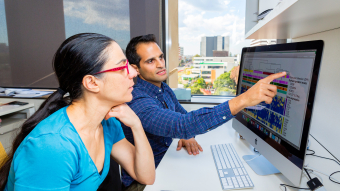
[{"x1": 242, "y1": 155, "x2": 280, "y2": 175}]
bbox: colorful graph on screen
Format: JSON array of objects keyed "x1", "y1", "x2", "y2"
[{"x1": 240, "y1": 61, "x2": 290, "y2": 135}]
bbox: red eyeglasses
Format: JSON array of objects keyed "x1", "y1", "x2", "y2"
[{"x1": 94, "y1": 59, "x2": 130, "y2": 75}]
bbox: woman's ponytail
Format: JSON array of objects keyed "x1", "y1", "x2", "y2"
[{"x1": 0, "y1": 33, "x2": 114, "y2": 189}]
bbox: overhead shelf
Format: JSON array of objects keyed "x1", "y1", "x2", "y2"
[{"x1": 245, "y1": 0, "x2": 340, "y2": 39}]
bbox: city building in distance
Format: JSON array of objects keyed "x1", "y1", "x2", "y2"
[
  {"x1": 178, "y1": 46, "x2": 184, "y2": 61},
  {"x1": 200, "y1": 36, "x2": 230, "y2": 57}
]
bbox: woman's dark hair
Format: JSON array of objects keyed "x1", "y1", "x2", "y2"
[
  {"x1": 0, "y1": 33, "x2": 115, "y2": 189},
  {"x1": 126, "y1": 34, "x2": 157, "y2": 68}
]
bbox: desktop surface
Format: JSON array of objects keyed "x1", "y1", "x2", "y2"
[{"x1": 145, "y1": 121, "x2": 340, "y2": 191}]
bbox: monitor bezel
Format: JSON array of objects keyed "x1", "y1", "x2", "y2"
[{"x1": 235, "y1": 40, "x2": 324, "y2": 169}]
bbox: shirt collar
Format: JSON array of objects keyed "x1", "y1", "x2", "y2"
[{"x1": 136, "y1": 76, "x2": 165, "y2": 95}]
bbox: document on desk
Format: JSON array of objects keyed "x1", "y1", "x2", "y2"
[{"x1": 13, "y1": 90, "x2": 53, "y2": 98}]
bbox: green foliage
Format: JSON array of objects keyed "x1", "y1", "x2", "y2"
[
  {"x1": 213, "y1": 71, "x2": 236, "y2": 95},
  {"x1": 214, "y1": 87, "x2": 236, "y2": 95},
  {"x1": 193, "y1": 54, "x2": 200, "y2": 57},
  {"x1": 191, "y1": 86, "x2": 203, "y2": 94},
  {"x1": 213, "y1": 72, "x2": 236, "y2": 89},
  {"x1": 184, "y1": 77, "x2": 207, "y2": 95},
  {"x1": 192, "y1": 77, "x2": 207, "y2": 89}
]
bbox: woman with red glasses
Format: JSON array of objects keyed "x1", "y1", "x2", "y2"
[{"x1": 0, "y1": 33, "x2": 155, "y2": 191}]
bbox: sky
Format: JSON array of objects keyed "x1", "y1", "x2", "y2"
[
  {"x1": 179, "y1": 0, "x2": 251, "y2": 56},
  {"x1": 63, "y1": 0, "x2": 130, "y2": 49},
  {"x1": 1, "y1": 0, "x2": 250, "y2": 54},
  {"x1": 0, "y1": 0, "x2": 130, "y2": 49},
  {"x1": 0, "y1": 0, "x2": 8, "y2": 45}
]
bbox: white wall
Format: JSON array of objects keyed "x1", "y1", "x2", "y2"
[
  {"x1": 259, "y1": 0, "x2": 281, "y2": 14},
  {"x1": 292, "y1": 28, "x2": 340, "y2": 159}
]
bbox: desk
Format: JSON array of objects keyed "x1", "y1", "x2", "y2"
[
  {"x1": 145, "y1": 121, "x2": 340, "y2": 191},
  {"x1": 0, "y1": 100, "x2": 36, "y2": 153}
]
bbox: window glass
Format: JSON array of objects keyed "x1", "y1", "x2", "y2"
[
  {"x1": 177, "y1": 0, "x2": 251, "y2": 96},
  {"x1": 0, "y1": 0, "x2": 129, "y2": 88},
  {"x1": 64, "y1": 0, "x2": 130, "y2": 51},
  {"x1": 0, "y1": 0, "x2": 10, "y2": 86}
]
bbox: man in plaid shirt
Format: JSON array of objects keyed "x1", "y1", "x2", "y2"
[{"x1": 120, "y1": 34, "x2": 286, "y2": 191}]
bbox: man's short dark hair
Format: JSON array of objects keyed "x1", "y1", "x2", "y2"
[{"x1": 126, "y1": 34, "x2": 157, "y2": 68}]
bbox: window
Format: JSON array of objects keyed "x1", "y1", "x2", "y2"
[
  {"x1": 0, "y1": 0, "x2": 130, "y2": 88},
  {"x1": 177, "y1": 0, "x2": 251, "y2": 96},
  {"x1": 194, "y1": 59, "x2": 204, "y2": 61},
  {"x1": 208, "y1": 66, "x2": 223, "y2": 69}
]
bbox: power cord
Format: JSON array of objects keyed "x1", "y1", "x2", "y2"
[
  {"x1": 304, "y1": 166, "x2": 340, "y2": 184},
  {"x1": 280, "y1": 183, "x2": 310, "y2": 191},
  {"x1": 280, "y1": 184, "x2": 310, "y2": 191},
  {"x1": 305, "y1": 168, "x2": 312, "y2": 180},
  {"x1": 306, "y1": 149, "x2": 340, "y2": 185},
  {"x1": 279, "y1": 168, "x2": 312, "y2": 191}
]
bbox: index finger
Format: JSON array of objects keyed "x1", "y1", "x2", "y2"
[{"x1": 262, "y1": 71, "x2": 287, "y2": 84}]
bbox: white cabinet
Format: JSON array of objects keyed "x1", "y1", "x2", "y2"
[
  {"x1": 245, "y1": 0, "x2": 340, "y2": 39},
  {"x1": 0, "y1": 103, "x2": 35, "y2": 153}
]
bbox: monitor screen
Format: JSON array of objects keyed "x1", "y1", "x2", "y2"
[
  {"x1": 234, "y1": 40, "x2": 323, "y2": 169},
  {"x1": 239, "y1": 50, "x2": 316, "y2": 149}
]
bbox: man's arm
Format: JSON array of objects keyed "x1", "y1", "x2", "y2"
[
  {"x1": 229, "y1": 72, "x2": 286, "y2": 115},
  {"x1": 130, "y1": 97, "x2": 233, "y2": 140},
  {"x1": 130, "y1": 71, "x2": 287, "y2": 140},
  {"x1": 173, "y1": 97, "x2": 188, "y2": 114}
]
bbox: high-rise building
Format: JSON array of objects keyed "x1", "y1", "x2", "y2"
[
  {"x1": 200, "y1": 36, "x2": 229, "y2": 57},
  {"x1": 178, "y1": 46, "x2": 184, "y2": 60}
]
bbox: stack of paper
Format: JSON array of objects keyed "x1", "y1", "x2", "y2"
[{"x1": 0, "y1": 88, "x2": 53, "y2": 98}]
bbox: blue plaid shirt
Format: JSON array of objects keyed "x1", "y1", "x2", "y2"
[{"x1": 121, "y1": 77, "x2": 234, "y2": 187}]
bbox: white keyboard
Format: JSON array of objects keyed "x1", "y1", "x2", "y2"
[{"x1": 211, "y1": 143, "x2": 254, "y2": 190}]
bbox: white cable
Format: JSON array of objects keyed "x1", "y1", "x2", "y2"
[
  {"x1": 244, "y1": 154, "x2": 261, "y2": 162},
  {"x1": 304, "y1": 165, "x2": 340, "y2": 183}
]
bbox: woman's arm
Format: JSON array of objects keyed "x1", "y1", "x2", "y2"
[{"x1": 106, "y1": 104, "x2": 155, "y2": 185}]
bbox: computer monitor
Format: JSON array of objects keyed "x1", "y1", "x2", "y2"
[{"x1": 232, "y1": 40, "x2": 324, "y2": 186}]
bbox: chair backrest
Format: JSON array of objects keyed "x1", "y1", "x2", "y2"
[{"x1": 0, "y1": 142, "x2": 8, "y2": 167}]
